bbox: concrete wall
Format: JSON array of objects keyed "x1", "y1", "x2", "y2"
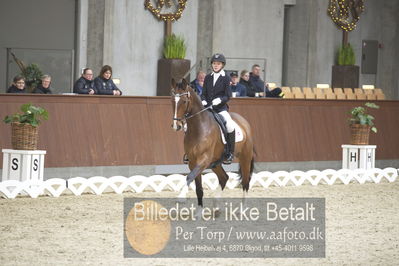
[
  {"x1": 379, "y1": 0, "x2": 399, "y2": 100},
  {"x1": 75, "y1": 0, "x2": 88, "y2": 78},
  {"x1": 211, "y1": 0, "x2": 285, "y2": 83},
  {"x1": 84, "y1": 0, "x2": 198, "y2": 96},
  {"x1": 196, "y1": 0, "x2": 214, "y2": 72},
  {"x1": 1, "y1": 0, "x2": 397, "y2": 98},
  {"x1": 86, "y1": 0, "x2": 105, "y2": 76},
  {"x1": 0, "y1": 0, "x2": 76, "y2": 92},
  {"x1": 395, "y1": 8, "x2": 399, "y2": 100},
  {"x1": 284, "y1": 0, "x2": 399, "y2": 98}
]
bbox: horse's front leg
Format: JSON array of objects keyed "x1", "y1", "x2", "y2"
[
  {"x1": 188, "y1": 164, "x2": 207, "y2": 219},
  {"x1": 187, "y1": 159, "x2": 209, "y2": 208},
  {"x1": 186, "y1": 164, "x2": 204, "y2": 186}
]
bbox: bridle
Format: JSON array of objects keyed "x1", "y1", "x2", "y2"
[
  {"x1": 172, "y1": 91, "x2": 212, "y2": 123},
  {"x1": 172, "y1": 91, "x2": 191, "y2": 123}
]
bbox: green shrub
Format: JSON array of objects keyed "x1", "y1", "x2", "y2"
[
  {"x1": 338, "y1": 46, "x2": 344, "y2": 65},
  {"x1": 163, "y1": 34, "x2": 186, "y2": 59},
  {"x1": 337, "y1": 43, "x2": 355, "y2": 66},
  {"x1": 21, "y1": 63, "x2": 43, "y2": 90},
  {"x1": 4, "y1": 103, "x2": 49, "y2": 127}
]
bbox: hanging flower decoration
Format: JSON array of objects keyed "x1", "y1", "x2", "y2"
[
  {"x1": 144, "y1": 0, "x2": 188, "y2": 22},
  {"x1": 328, "y1": 0, "x2": 365, "y2": 31}
]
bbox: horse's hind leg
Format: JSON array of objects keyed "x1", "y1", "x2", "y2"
[
  {"x1": 212, "y1": 165, "x2": 229, "y2": 192},
  {"x1": 238, "y1": 154, "x2": 253, "y2": 209},
  {"x1": 194, "y1": 175, "x2": 204, "y2": 207},
  {"x1": 211, "y1": 165, "x2": 229, "y2": 216},
  {"x1": 212, "y1": 165, "x2": 229, "y2": 201},
  {"x1": 239, "y1": 148, "x2": 254, "y2": 193},
  {"x1": 193, "y1": 175, "x2": 205, "y2": 219}
]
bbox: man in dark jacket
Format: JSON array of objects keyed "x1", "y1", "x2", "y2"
[
  {"x1": 249, "y1": 64, "x2": 283, "y2": 98},
  {"x1": 190, "y1": 71, "x2": 205, "y2": 95},
  {"x1": 73, "y1": 68, "x2": 95, "y2": 94},
  {"x1": 7, "y1": 75, "x2": 27, "y2": 93}
]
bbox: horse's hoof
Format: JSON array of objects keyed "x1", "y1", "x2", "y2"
[
  {"x1": 177, "y1": 197, "x2": 187, "y2": 203},
  {"x1": 183, "y1": 154, "x2": 189, "y2": 164},
  {"x1": 195, "y1": 207, "x2": 203, "y2": 220}
]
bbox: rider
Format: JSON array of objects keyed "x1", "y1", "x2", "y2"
[
  {"x1": 202, "y1": 53, "x2": 235, "y2": 164},
  {"x1": 182, "y1": 53, "x2": 235, "y2": 165}
]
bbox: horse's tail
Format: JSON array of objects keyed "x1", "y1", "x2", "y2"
[
  {"x1": 250, "y1": 147, "x2": 257, "y2": 177},
  {"x1": 249, "y1": 155, "x2": 255, "y2": 178}
]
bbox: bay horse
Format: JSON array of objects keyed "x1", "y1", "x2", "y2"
[{"x1": 171, "y1": 79, "x2": 255, "y2": 208}]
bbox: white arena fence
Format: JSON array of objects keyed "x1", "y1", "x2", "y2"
[{"x1": 0, "y1": 168, "x2": 398, "y2": 199}]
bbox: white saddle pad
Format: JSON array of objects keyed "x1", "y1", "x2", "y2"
[{"x1": 219, "y1": 120, "x2": 244, "y2": 144}]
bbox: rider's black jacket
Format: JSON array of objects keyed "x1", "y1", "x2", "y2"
[{"x1": 201, "y1": 71, "x2": 231, "y2": 113}]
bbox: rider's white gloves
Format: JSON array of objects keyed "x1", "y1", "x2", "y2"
[
  {"x1": 202, "y1": 100, "x2": 208, "y2": 106},
  {"x1": 212, "y1": 98, "x2": 222, "y2": 106}
]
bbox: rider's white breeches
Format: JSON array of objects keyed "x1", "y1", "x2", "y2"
[{"x1": 218, "y1": 111, "x2": 234, "y2": 133}]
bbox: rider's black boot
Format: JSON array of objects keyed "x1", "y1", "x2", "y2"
[
  {"x1": 183, "y1": 154, "x2": 189, "y2": 164},
  {"x1": 223, "y1": 130, "x2": 235, "y2": 164}
]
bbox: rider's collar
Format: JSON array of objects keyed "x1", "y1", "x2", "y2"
[{"x1": 211, "y1": 69, "x2": 225, "y2": 76}]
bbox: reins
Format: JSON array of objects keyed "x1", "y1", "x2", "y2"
[{"x1": 184, "y1": 106, "x2": 212, "y2": 120}]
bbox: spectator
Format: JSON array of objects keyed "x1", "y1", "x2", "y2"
[
  {"x1": 239, "y1": 70, "x2": 257, "y2": 97},
  {"x1": 249, "y1": 64, "x2": 282, "y2": 98},
  {"x1": 33, "y1": 74, "x2": 52, "y2": 94},
  {"x1": 73, "y1": 68, "x2": 95, "y2": 94},
  {"x1": 190, "y1": 71, "x2": 205, "y2": 95},
  {"x1": 230, "y1": 71, "x2": 246, "y2": 97},
  {"x1": 94, "y1": 65, "x2": 122, "y2": 95},
  {"x1": 7, "y1": 76, "x2": 27, "y2": 93}
]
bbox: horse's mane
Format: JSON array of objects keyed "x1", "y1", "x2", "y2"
[
  {"x1": 174, "y1": 79, "x2": 204, "y2": 112},
  {"x1": 186, "y1": 85, "x2": 203, "y2": 109}
]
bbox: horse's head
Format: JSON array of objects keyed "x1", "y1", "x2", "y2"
[{"x1": 171, "y1": 78, "x2": 191, "y2": 131}]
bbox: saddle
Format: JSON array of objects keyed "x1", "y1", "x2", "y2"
[
  {"x1": 206, "y1": 110, "x2": 244, "y2": 169},
  {"x1": 209, "y1": 110, "x2": 244, "y2": 144},
  {"x1": 210, "y1": 111, "x2": 228, "y2": 141}
]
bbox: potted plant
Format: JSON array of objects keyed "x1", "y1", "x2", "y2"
[
  {"x1": 328, "y1": 0, "x2": 365, "y2": 89},
  {"x1": 10, "y1": 53, "x2": 44, "y2": 92},
  {"x1": 16, "y1": 63, "x2": 43, "y2": 93},
  {"x1": 157, "y1": 34, "x2": 190, "y2": 96},
  {"x1": 3, "y1": 103, "x2": 49, "y2": 150},
  {"x1": 332, "y1": 43, "x2": 359, "y2": 89},
  {"x1": 348, "y1": 102, "x2": 379, "y2": 144}
]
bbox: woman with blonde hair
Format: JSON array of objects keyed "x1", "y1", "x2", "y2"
[{"x1": 33, "y1": 74, "x2": 53, "y2": 94}]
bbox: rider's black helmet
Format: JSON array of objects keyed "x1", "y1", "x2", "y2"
[{"x1": 210, "y1": 53, "x2": 226, "y2": 65}]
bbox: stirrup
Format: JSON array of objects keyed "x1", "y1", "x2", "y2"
[
  {"x1": 183, "y1": 154, "x2": 189, "y2": 164},
  {"x1": 223, "y1": 153, "x2": 234, "y2": 164}
]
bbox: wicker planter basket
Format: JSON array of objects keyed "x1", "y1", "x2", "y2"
[
  {"x1": 11, "y1": 122, "x2": 39, "y2": 150},
  {"x1": 350, "y1": 124, "x2": 370, "y2": 145}
]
